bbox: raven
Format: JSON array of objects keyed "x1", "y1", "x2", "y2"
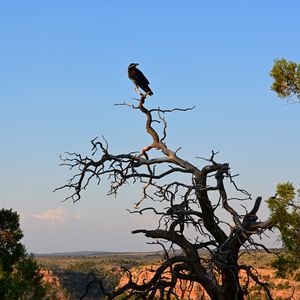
[{"x1": 128, "y1": 63, "x2": 153, "y2": 96}]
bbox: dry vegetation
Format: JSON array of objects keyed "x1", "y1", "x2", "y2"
[
  {"x1": 36, "y1": 251, "x2": 300, "y2": 299},
  {"x1": 37, "y1": 252, "x2": 161, "y2": 299}
]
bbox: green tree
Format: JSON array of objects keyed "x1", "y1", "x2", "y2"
[
  {"x1": 0, "y1": 208, "x2": 48, "y2": 299},
  {"x1": 0, "y1": 208, "x2": 25, "y2": 272},
  {"x1": 267, "y1": 183, "x2": 300, "y2": 277},
  {"x1": 270, "y1": 58, "x2": 300, "y2": 103}
]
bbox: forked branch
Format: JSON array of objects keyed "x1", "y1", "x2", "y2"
[{"x1": 57, "y1": 91, "x2": 273, "y2": 300}]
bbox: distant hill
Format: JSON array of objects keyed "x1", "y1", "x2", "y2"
[
  {"x1": 34, "y1": 248, "x2": 283, "y2": 258},
  {"x1": 34, "y1": 251, "x2": 115, "y2": 257},
  {"x1": 34, "y1": 250, "x2": 163, "y2": 257}
]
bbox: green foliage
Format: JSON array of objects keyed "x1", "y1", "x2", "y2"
[
  {"x1": 275, "y1": 281, "x2": 290, "y2": 290},
  {"x1": 0, "y1": 208, "x2": 48, "y2": 299},
  {"x1": 0, "y1": 208, "x2": 25, "y2": 272},
  {"x1": 267, "y1": 183, "x2": 300, "y2": 277},
  {"x1": 271, "y1": 255, "x2": 294, "y2": 278},
  {"x1": 270, "y1": 58, "x2": 300, "y2": 102},
  {"x1": 293, "y1": 271, "x2": 300, "y2": 282}
]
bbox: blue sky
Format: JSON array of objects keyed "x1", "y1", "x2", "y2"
[{"x1": 1, "y1": 1, "x2": 300, "y2": 253}]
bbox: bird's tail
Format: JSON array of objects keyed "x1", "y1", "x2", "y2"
[{"x1": 147, "y1": 89, "x2": 153, "y2": 96}]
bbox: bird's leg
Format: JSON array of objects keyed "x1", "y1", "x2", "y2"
[
  {"x1": 134, "y1": 86, "x2": 140, "y2": 94},
  {"x1": 135, "y1": 86, "x2": 145, "y2": 97}
]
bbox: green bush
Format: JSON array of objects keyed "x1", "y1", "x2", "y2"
[
  {"x1": 294, "y1": 271, "x2": 300, "y2": 282},
  {"x1": 0, "y1": 208, "x2": 49, "y2": 299}
]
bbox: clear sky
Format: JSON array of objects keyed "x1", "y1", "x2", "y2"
[{"x1": 1, "y1": 1, "x2": 300, "y2": 253}]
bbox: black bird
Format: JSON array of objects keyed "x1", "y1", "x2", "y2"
[{"x1": 128, "y1": 63, "x2": 153, "y2": 96}]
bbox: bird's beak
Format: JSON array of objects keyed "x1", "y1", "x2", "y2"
[{"x1": 135, "y1": 63, "x2": 139, "y2": 66}]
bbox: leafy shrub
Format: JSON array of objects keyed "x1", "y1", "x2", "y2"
[
  {"x1": 293, "y1": 271, "x2": 300, "y2": 282},
  {"x1": 0, "y1": 208, "x2": 49, "y2": 299}
]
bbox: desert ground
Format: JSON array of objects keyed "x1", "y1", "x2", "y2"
[{"x1": 36, "y1": 250, "x2": 300, "y2": 300}]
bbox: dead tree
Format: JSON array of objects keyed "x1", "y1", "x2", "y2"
[{"x1": 56, "y1": 89, "x2": 273, "y2": 300}]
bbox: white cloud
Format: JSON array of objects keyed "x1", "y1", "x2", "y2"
[
  {"x1": 74, "y1": 213, "x2": 81, "y2": 220},
  {"x1": 34, "y1": 207, "x2": 66, "y2": 224}
]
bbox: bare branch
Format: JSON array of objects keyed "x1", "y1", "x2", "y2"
[{"x1": 57, "y1": 89, "x2": 274, "y2": 300}]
